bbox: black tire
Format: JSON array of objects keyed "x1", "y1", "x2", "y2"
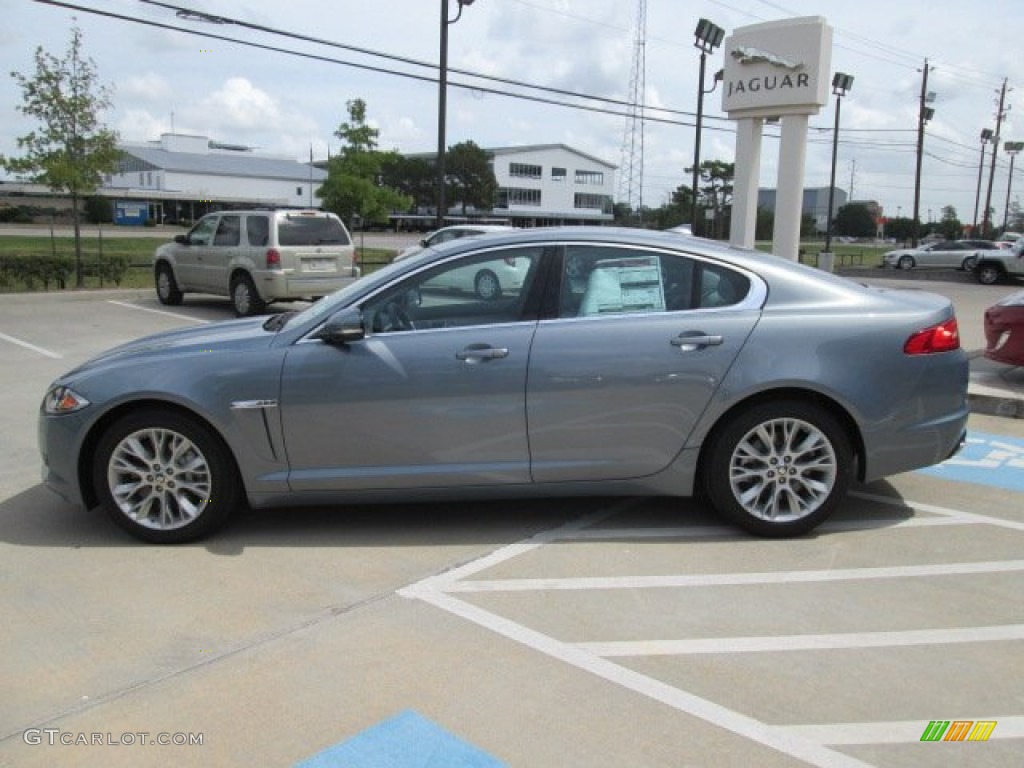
[
  {"x1": 704, "y1": 400, "x2": 853, "y2": 537},
  {"x1": 975, "y1": 263, "x2": 1003, "y2": 285},
  {"x1": 474, "y1": 269, "x2": 502, "y2": 301},
  {"x1": 897, "y1": 255, "x2": 915, "y2": 270},
  {"x1": 155, "y1": 263, "x2": 183, "y2": 306},
  {"x1": 961, "y1": 256, "x2": 978, "y2": 272},
  {"x1": 92, "y1": 409, "x2": 241, "y2": 544},
  {"x1": 231, "y1": 273, "x2": 266, "y2": 316}
]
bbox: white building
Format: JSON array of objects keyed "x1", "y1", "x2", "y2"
[
  {"x1": 488, "y1": 144, "x2": 616, "y2": 226},
  {"x1": 105, "y1": 133, "x2": 324, "y2": 223}
]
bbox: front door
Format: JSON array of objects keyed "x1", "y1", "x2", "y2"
[{"x1": 278, "y1": 245, "x2": 547, "y2": 491}]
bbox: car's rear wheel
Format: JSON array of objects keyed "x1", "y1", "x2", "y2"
[
  {"x1": 93, "y1": 409, "x2": 241, "y2": 543},
  {"x1": 961, "y1": 255, "x2": 979, "y2": 272},
  {"x1": 975, "y1": 263, "x2": 1004, "y2": 285},
  {"x1": 898, "y1": 255, "x2": 915, "y2": 270},
  {"x1": 704, "y1": 400, "x2": 852, "y2": 537},
  {"x1": 474, "y1": 269, "x2": 502, "y2": 301},
  {"x1": 231, "y1": 274, "x2": 266, "y2": 316},
  {"x1": 155, "y1": 264, "x2": 183, "y2": 305}
]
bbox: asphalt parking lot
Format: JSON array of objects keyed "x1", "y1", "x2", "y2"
[{"x1": 1, "y1": 284, "x2": 1023, "y2": 767}]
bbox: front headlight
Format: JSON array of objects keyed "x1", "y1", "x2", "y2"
[{"x1": 43, "y1": 385, "x2": 91, "y2": 415}]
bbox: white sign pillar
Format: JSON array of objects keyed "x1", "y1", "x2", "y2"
[
  {"x1": 722, "y1": 17, "x2": 832, "y2": 260},
  {"x1": 730, "y1": 117, "x2": 763, "y2": 248},
  {"x1": 773, "y1": 114, "x2": 810, "y2": 260}
]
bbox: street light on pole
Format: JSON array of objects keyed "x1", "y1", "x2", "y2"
[
  {"x1": 974, "y1": 128, "x2": 994, "y2": 234},
  {"x1": 1003, "y1": 141, "x2": 1023, "y2": 231},
  {"x1": 691, "y1": 18, "x2": 724, "y2": 236},
  {"x1": 823, "y1": 72, "x2": 853, "y2": 262},
  {"x1": 436, "y1": 0, "x2": 476, "y2": 229}
]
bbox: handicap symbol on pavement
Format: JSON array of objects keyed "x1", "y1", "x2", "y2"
[{"x1": 917, "y1": 431, "x2": 1024, "y2": 492}]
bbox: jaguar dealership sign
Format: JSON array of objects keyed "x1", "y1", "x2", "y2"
[
  {"x1": 722, "y1": 17, "x2": 831, "y2": 118},
  {"x1": 723, "y1": 17, "x2": 833, "y2": 261}
]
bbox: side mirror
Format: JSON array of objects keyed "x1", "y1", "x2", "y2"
[
  {"x1": 316, "y1": 308, "x2": 365, "y2": 345},
  {"x1": 174, "y1": 234, "x2": 188, "y2": 244}
]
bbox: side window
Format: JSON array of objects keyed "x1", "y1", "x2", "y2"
[
  {"x1": 362, "y1": 246, "x2": 543, "y2": 334},
  {"x1": 246, "y1": 215, "x2": 269, "y2": 246},
  {"x1": 187, "y1": 216, "x2": 219, "y2": 246},
  {"x1": 559, "y1": 246, "x2": 748, "y2": 318},
  {"x1": 213, "y1": 215, "x2": 241, "y2": 246}
]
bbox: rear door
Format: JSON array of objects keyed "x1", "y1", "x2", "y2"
[
  {"x1": 199, "y1": 214, "x2": 242, "y2": 293},
  {"x1": 526, "y1": 244, "x2": 761, "y2": 483}
]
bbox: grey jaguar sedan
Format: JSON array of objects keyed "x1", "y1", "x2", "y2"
[{"x1": 39, "y1": 228, "x2": 969, "y2": 543}]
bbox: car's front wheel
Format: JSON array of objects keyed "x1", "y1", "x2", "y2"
[
  {"x1": 93, "y1": 409, "x2": 241, "y2": 543},
  {"x1": 155, "y1": 264, "x2": 183, "y2": 306},
  {"x1": 704, "y1": 400, "x2": 852, "y2": 537},
  {"x1": 962, "y1": 255, "x2": 979, "y2": 272},
  {"x1": 898, "y1": 255, "x2": 915, "y2": 270},
  {"x1": 231, "y1": 274, "x2": 266, "y2": 316}
]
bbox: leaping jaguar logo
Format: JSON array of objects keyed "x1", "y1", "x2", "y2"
[{"x1": 731, "y1": 46, "x2": 803, "y2": 71}]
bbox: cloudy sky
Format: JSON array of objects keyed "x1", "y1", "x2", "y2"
[{"x1": 2, "y1": 0, "x2": 1022, "y2": 226}]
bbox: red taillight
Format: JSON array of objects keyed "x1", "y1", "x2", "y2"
[
  {"x1": 904, "y1": 318, "x2": 960, "y2": 355},
  {"x1": 266, "y1": 248, "x2": 281, "y2": 269}
]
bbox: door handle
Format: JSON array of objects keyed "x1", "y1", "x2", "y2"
[
  {"x1": 671, "y1": 332, "x2": 724, "y2": 351},
  {"x1": 456, "y1": 344, "x2": 510, "y2": 363}
]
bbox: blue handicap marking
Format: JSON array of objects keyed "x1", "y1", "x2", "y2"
[
  {"x1": 295, "y1": 710, "x2": 506, "y2": 768},
  {"x1": 916, "y1": 431, "x2": 1024, "y2": 492}
]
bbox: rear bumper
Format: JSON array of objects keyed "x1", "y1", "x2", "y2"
[{"x1": 255, "y1": 270, "x2": 360, "y2": 301}]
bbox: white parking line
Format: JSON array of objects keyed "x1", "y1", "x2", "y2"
[
  {"x1": 408, "y1": 587, "x2": 877, "y2": 768},
  {"x1": 106, "y1": 300, "x2": 210, "y2": 324},
  {"x1": 0, "y1": 331, "x2": 62, "y2": 359},
  {"x1": 577, "y1": 624, "x2": 1024, "y2": 657},
  {"x1": 400, "y1": 494, "x2": 1023, "y2": 768},
  {"x1": 851, "y1": 490, "x2": 1024, "y2": 531},
  {"x1": 441, "y1": 560, "x2": 1024, "y2": 593}
]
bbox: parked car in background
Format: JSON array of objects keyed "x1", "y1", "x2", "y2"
[
  {"x1": 882, "y1": 240, "x2": 986, "y2": 272},
  {"x1": 40, "y1": 227, "x2": 968, "y2": 544},
  {"x1": 983, "y1": 289, "x2": 1024, "y2": 366},
  {"x1": 154, "y1": 209, "x2": 358, "y2": 316},
  {"x1": 974, "y1": 237, "x2": 1024, "y2": 285},
  {"x1": 394, "y1": 224, "x2": 515, "y2": 261}
]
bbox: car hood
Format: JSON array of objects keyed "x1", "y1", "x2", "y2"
[{"x1": 61, "y1": 316, "x2": 275, "y2": 379}]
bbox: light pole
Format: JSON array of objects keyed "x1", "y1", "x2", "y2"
[
  {"x1": 1004, "y1": 141, "x2": 1023, "y2": 231},
  {"x1": 436, "y1": 0, "x2": 476, "y2": 229},
  {"x1": 691, "y1": 18, "x2": 724, "y2": 236},
  {"x1": 974, "y1": 128, "x2": 993, "y2": 233},
  {"x1": 823, "y1": 72, "x2": 853, "y2": 262},
  {"x1": 982, "y1": 79, "x2": 1009, "y2": 238}
]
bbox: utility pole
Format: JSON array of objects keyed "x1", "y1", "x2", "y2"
[
  {"x1": 982, "y1": 78, "x2": 1009, "y2": 238},
  {"x1": 911, "y1": 58, "x2": 933, "y2": 247}
]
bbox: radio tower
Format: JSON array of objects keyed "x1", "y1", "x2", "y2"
[{"x1": 618, "y1": 0, "x2": 647, "y2": 224}]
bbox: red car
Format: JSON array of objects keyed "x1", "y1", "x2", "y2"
[{"x1": 984, "y1": 289, "x2": 1024, "y2": 366}]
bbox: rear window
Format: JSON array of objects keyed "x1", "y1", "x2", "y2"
[{"x1": 276, "y1": 215, "x2": 351, "y2": 246}]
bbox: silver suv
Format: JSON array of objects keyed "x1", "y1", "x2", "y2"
[{"x1": 154, "y1": 209, "x2": 358, "y2": 315}]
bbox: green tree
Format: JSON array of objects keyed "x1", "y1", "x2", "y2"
[
  {"x1": 693, "y1": 160, "x2": 734, "y2": 238},
  {"x1": 2, "y1": 23, "x2": 119, "y2": 287},
  {"x1": 936, "y1": 205, "x2": 962, "y2": 240},
  {"x1": 380, "y1": 154, "x2": 434, "y2": 211},
  {"x1": 444, "y1": 141, "x2": 497, "y2": 215},
  {"x1": 318, "y1": 99, "x2": 410, "y2": 226},
  {"x1": 833, "y1": 202, "x2": 876, "y2": 238}
]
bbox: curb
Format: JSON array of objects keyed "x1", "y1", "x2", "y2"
[{"x1": 969, "y1": 391, "x2": 1024, "y2": 419}]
